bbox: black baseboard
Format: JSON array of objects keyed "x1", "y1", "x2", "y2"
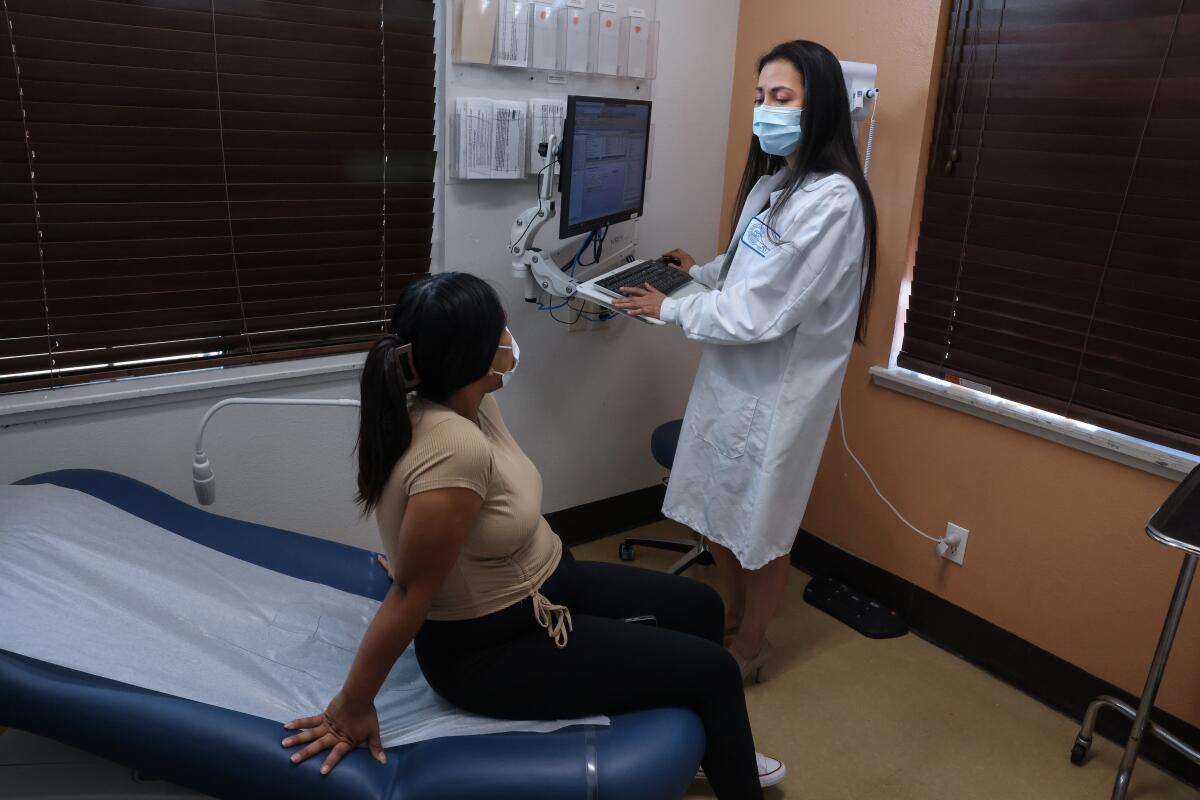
[
  {"x1": 791, "y1": 528, "x2": 1200, "y2": 790},
  {"x1": 547, "y1": 484, "x2": 667, "y2": 547}
]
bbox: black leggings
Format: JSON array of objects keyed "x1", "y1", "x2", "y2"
[{"x1": 415, "y1": 547, "x2": 762, "y2": 800}]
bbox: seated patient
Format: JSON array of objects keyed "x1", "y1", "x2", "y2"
[{"x1": 282, "y1": 272, "x2": 783, "y2": 798}]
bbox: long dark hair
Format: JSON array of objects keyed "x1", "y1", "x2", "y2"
[
  {"x1": 732, "y1": 40, "x2": 878, "y2": 343},
  {"x1": 355, "y1": 272, "x2": 506, "y2": 514}
]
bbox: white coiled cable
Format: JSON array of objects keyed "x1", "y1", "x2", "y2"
[{"x1": 863, "y1": 89, "x2": 880, "y2": 177}]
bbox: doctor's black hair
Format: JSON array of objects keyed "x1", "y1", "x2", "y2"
[
  {"x1": 732, "y1": 39, "x2": 879, "y2": 344},
  {"x1": 355, "y1": 272, "x2": 506, "y2": 515}
]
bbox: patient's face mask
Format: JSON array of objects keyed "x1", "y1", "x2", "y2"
[
  {"x1": 752, "y1": 105, "x2": 803, "y2": 157},
  {"x1": 491, "y1": 329, "x2": 520, "y2": 388}
]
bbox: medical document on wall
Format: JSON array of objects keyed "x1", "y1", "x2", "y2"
[
  {"x1": 495, "y1": 0, "x2": 531, "y2": 67},
  {"x1": 530, "y1": 3, "x2": 558, "y2": 70},
  {"x1": 455, "y1": 97, "x2": 526, "y2": 180},
  {"x1": 491, "y1": 100, "x2": 526, "y2": 176},
  {"x1": 457, "y1": 0, "x2": 498, "y2": 64},
  {"x1": 528, "y1": 98, "x2": 566, "y2": 174},
  {"x1": 594, "y1": 11, "x2": 620, "y2": 75},
  {"x1": 625, "y1": 19, "x2": 651, "y2": 78},
  {"x1": 561, "y1": 8, "x2": 590, "y2": 72}
]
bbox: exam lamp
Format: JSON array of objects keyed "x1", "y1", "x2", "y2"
[{"x1": 192, "y1": 397, "x2": 360, "y2": 505}]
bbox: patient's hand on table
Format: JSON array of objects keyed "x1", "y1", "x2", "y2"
[
  {"x1": 376, "y1": 554, "x2": 394, "y2": 581},
  {"x1": 283, "y1": 690, "x2": 386, "y2": 774}
]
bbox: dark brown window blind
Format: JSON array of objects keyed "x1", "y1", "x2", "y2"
[
  {"x1": 1, "y1": 0, "x2": 435, "y2": 392},
  {"x1": 900, "y1": 0, "x2": 1200, "y2": 454}
]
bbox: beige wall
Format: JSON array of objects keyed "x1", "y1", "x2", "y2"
[{"x1": 725, "y1": 0, "x2": 1200, "y2": 726}]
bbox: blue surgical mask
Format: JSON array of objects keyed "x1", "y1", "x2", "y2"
[{"x1": 752, "y1": 105, "x2": 803, "y2": 157}]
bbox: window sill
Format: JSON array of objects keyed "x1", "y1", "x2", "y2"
[
  {"x1": 870, "y1": 366, "x2": 1199, "y2": 482},
  {"x1": 0, "y1": 353, "x2": 366, "y2": 428}
]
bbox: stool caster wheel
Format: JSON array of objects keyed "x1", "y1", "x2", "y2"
[
  {"x1": 618, "y1": 543, "x2": 635, "y2": 562},
  {"x1": 1070, "y1": 741, "x2": 1089, "y2": 766}
]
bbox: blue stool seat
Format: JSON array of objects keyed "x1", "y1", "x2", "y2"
[
  {"x1": 651, "y1": 419, "x2": 684, "y2": 470},
  {"x1": 2, "y1": 470, "x2": 705, "y2": 800},
  {"x1": 620, "y1": 421, "x2": 713, "y2": 575}
]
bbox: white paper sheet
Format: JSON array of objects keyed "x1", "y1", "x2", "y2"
[
  {"x1": 530, "y1": 3, "x2": 558, "y2": 70},
  {"x1": 455, "y1": 97, "x2": 527, "y2": 180},
  {"x1": 456, "y1": 97, "x2": 492, "y2": 179},
  {"x1": 491, "y1": 99, "x2": 526, "y2": 178},
  {"x1": 528, "y1": 98, "x2": 566, "y2": 174},
  {"x1": 595, "y1": 11, "x2": 619, "y2": 75},
  {"x1": 625, "y1": 19, "x2": 650, "y2": 78},
  {"x1": 0, "y1": 485, "x2": 608, "y2": 748},
  {"x1": 562, "y1": 8, "x2": 590, "y2": 73},
  {"x1": 458, "y1": 0, "x2": 498, "y2": 64},
  {"x1": 495, "y1": 0, "x2": 531, "y2": 67}
]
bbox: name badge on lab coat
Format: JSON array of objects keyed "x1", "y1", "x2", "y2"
[{"x1": 742, "y1": 215, "x2": 780, "y2": 258}]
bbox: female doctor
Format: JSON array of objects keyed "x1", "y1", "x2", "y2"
[{"x1": 613, "y1": 40, "x2": 878, "y2": 678}]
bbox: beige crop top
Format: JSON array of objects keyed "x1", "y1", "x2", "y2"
[{"x1": 374, "y1": 393, "x2": 570, "y2": 646}]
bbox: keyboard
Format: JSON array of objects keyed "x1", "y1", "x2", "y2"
[{"x1": 593, "y1": 259, "x2": 693, "y2": 297}]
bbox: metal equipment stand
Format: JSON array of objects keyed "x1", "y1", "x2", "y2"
[{"x1": 1070, "y1": 464, "x2": 1200, "y2": 799}]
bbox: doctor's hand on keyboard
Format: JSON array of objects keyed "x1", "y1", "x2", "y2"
[
  {"x1": 612, "y1": 281, "x2": 668, "y2": 320},
  {"x1": 283, "y1": 690, "x2": 387, "y2": 774},
  {"x1": 662, "y1": 248, "x2": 696, "y2": 272}
]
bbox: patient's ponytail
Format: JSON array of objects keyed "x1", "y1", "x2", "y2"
[
  {"x1": 355, "y1": 336, "x2": 414, "y2": 514},
  {"x1": 355, "y1": 272, "x2": 507, "y2": 515}
]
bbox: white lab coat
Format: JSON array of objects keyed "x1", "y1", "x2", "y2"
[{"x1": 658, "y1": 170, "x2": 866, "y2": 569}]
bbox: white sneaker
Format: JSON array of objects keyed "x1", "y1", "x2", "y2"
[
  {"x1": 756, "y1": 752, "x2": 787, "y2": 788},
  {"x1": 694, "y1": 751, "x2": 788, "y2": 789}
]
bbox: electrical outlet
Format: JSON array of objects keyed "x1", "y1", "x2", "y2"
[{"x1": 938, "y1": 523, "x2": 969, "y2": 565}]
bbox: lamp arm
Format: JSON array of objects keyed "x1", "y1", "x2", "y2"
[
  {"x1": 191, "y1": 397, "x2": 361, "y2": 505},
  {"x1": 194, "y1": 397, "x2": 361, "y2": 454}
]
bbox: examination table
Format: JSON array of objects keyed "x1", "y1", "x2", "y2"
[{"x1": 0, "y1": 470, "x2": 705, "y2": 800}]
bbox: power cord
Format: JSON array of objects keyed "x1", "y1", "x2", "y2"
[
  {"x1": 537, "y1": 225, "x2": 593, "y2": 316},
  {"x1": 568, "y1": 297, "x2": 616, "y2": 322},
  {"x1": 578, "y1": 224, "x2": 608, "y2": 266},
  {"x1": 564, "y1": 230, "x2": 595, "y2": 275},
  {"x1": 837, "y1": 399, "x2": 943, "y2": 544},
  {"x1": 509, "y1": 158, "x2": 558, "y2": 251},
  {"x1": 539, "y1": 226, "x2": 615, "y2": 321},
  {"x1": 537, "y1": 224, "x2": 620, "y2": 324},
  {"x1": 549, "y1": 303, "x2": 579, "y2": 325}
]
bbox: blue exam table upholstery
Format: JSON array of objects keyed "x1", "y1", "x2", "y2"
[{"x1": 1, "y1": 470, "x2": 705, "y2": 800}]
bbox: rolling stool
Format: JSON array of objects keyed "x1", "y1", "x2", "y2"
[
  {"x1": 1071, "y1": 462, "x2": 1200, "y2": 799},
  {"x1": 619, "y1": 420, "x2": 715, "y2": 575}
]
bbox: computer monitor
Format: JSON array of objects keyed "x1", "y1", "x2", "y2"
[{"x1": 558, "y1": 96, "x2": 652, "y2": 239}]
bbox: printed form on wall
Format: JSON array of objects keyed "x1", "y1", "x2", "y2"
[{"x1": 455, "y1": 97, "x2": 527, "y2": 179}]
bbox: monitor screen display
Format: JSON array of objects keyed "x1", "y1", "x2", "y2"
[{"x1": 558, "y1": 96, "x2": 652, "y2": 238}]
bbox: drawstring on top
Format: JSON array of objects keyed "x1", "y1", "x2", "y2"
[
  {"x1": 532, "y1": 591, "x2": 572, "y2": 649},
  {"x1": 510, "y1": 552, "x2": 572, "y2": 649}
]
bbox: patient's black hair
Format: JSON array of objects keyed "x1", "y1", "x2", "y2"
[{"x1": 355, "y1": 272, "x2": 506, "y2": 515}]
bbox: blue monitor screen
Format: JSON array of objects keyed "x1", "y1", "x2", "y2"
[{"x1": 559, "y1": 96, "x2": 651, "y2": 238}]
